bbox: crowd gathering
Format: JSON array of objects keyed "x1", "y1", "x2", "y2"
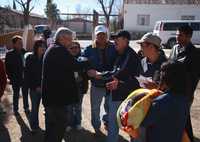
[{"x1": 0, "y1": 24, "x2": 200, "y2": 142}]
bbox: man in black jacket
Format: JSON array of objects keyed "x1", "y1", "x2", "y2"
[
  {"x1": 42, "y1": 27, "x2": 89, "y2": 142},
  {"x1": 169, "y1": 25, "x2": 200, "y2": 142},
  {"x1": 106, "y1": 30, "x2": 141, "y2": 142},
  {"x1": 5, "y1": 35, "x2": 29, "y2": 115}
]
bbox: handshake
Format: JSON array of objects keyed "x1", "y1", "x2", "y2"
[{"x1": 87, "y1": 70, "x2": 114, "y2": 82}]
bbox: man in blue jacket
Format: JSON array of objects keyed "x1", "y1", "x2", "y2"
[{"x1": 84, "y1": 25, "x2": 117, "y2": 134}]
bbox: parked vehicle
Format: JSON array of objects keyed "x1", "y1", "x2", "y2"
[
  {"x1": 153, "y1": 20, "x2": 200, "y2": 48},
  {"x1": 34, "y1": 25, "x2": 50, "y2": 34}
]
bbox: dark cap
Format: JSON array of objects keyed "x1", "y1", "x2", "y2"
[{"x1": 114, "y1": 30, "x2": 131, "y2": 40}]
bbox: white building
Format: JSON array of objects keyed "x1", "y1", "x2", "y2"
[{"x1": 123, "y1": 0, "x2": 200, "y2": 32}]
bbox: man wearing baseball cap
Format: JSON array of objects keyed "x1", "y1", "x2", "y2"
[
  {"x1": 137, "y1": 32, "x2": 167, "y2": 89},
  {"x1": 106, "y1": 30, "x2": 141, "y2": 142},
  {"x1": 83, "y1": 25, "x2": 117, "y2": 134}
]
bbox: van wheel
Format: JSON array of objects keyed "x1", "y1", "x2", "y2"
[{"x1": 167, "y1": 38, "x2": 176, "y2": 49}]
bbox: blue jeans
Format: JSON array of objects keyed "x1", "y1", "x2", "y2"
[
  {"x1": 107, "y1": 95, "x2": 122, "y2": 142},
  {"x1": 30, "y1": 89, "x2": 41, "y2": 130},
  {"x1": 90, "y1": 85, "x2": 108, "y2": 130},
  {"x1": 66, "y1": 93, "x2": 84, "y2": 126}
]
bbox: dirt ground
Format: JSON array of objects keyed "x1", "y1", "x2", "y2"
[{"x1": 0, "y1": 82, "x2": 200, "y2": 142}]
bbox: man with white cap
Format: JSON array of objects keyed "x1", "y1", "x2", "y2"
[{"x1": 83, "y1": 25, "x2": 117, "y2": 134}]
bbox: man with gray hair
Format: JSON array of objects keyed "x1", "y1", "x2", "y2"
[{"x1": 41, "y1": 27, "x2": 88, "y2": 142}]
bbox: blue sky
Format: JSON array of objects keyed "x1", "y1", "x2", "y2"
[{"x1": 0, "y1": 0, "x2": 121, "y2": 16}]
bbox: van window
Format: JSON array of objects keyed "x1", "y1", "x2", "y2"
[
  {"x1": 191, "y1": 23, "x2": 200, "y2": 31},
  {"x1": 163, "y1": 23, "x2": 188, "y2": 31}
]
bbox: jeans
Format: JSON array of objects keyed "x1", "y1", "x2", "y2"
[
  {"x1": 12, "y1": 84, "x2": 29, "y2": 112},
  {"x1": 66, "y1": 93, "x2": 84, "y2": 126},
  {"x1": 90, "y1": 85, "x2": 108, "y2": 130},
  {"x1": 30, "y1": 89, "x2": 41, "y2": 130},
  {"x1": 44, "y1": 107, "x2": 68, "y2": 142},
  {"x1": 107, "y1": 95, "x2": 122, "y2": 142}
]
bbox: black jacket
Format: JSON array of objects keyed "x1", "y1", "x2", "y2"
[
  {"x1": 169, "y1": 43, "x2": 200, "y2": 102},
  {"x1": 5, "y1": 48, "x2": 26, "y2": 86},
  {"x1": 41, "y1": 43, "x2": 88, "y2": 107},
  {"x1": 111, "y1": 47, "x2": 142, "y2": 101},
  {"x1": 25, "y1": 54, "x2": 43, "y2": 90}
]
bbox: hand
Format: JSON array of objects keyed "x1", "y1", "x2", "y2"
[
  {"x1": 36, "y1": 87, "x2": 41, "y2": 93},
  {"x1": 87, "y1": 69, "x2": 97, "y2": 78},
  {"x1": 106, "y1": 77, "x2": 119, "y2": 91},
  {"x1": 87, "y1": 69, "x2": 102, "y2": 79},
  {"x1": 143, "y1": 81, "x2": 158, "y2": 89}
]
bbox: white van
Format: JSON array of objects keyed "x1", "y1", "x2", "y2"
[{"x1": 153, "y1": 20, "x2": 200, "y2": 48}]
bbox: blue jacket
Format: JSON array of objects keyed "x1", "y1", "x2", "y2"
[
  {"x1": 141, "y1": 91, "x2": 189, "y2": 142},
  {"x1": 83, "y1": 42, "x2": 117, "y2": 87}
]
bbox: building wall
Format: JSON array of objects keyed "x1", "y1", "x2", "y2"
[{"x1": 124, "y1": 4, "x2": 200, "y2": 32}]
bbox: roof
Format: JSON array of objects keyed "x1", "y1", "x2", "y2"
[
  {"x1": 124, "y1": 0, "x2": 200, "y2": 4},
  {"x1": 0, "y1": 6, "x2": 46, "y2": 19},
  {"x1": 156, "y1": 20, "x2": 200, "y2": 23},
  {"x1": 65, "y1": 17, "x2": 93, "y2": 23}
]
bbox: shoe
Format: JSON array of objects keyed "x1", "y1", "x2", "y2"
[
  {"x1": 76, "y1": 125, "x2": 83, "y2": 130},
  {"x1": 31, "y1": 127, "x2": 43, "y2": 134},
  {"x1": 65, "y1": 126, "x2": 72, "y2": 132},
  {"x1": 14, "y1": 111, "x2": 19, "y2": 116},
  {"x1": 103, "y1": 122, "x2": 108, "y2": 131},
  {"x1": 94, "y1": 128, "x2": 103, "y2": 136},
  {"x1": 24, "y1": 109, "x2": 30, "y2": 114}
]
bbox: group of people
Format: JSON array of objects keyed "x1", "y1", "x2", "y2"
[{"x1": 0, "y1": 24, "x2": 199, "y2": 142}]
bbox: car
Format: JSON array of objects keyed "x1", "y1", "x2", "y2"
[
  {"x1": 34, "y1": 25, "x2": 50, "y2": 34},
  {"x1": 153, "y1": 20, "x2": 200, "y2": 48}
]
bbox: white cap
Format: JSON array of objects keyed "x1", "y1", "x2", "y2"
[{"x1": 94, "y1": 25, "x2": 108, "y2": 35}]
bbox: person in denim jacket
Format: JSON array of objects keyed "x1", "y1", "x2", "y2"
[{"x1": 83, "y1": 25, "x2": 117, "y2": 134}]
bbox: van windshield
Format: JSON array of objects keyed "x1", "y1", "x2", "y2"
[{"x1": 163, "y1": 22, "x2": 188, "y2": 31}]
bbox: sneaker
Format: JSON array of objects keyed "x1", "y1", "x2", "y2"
[
  {"x1": 65, "y1": 126, "x2": 72, "y2": 132},
  {"x1": 94, "y1": 128, "x2": 103, "y2": 136},
  {"x1": 14, "y1": 111, "x2": 20, "y2": 116},
  {"x1": 24, "y1": 109, "x2": 30, "y2": 114},
  {"x1": 76, "y1": 125, "x2": 83, "y2": 130}
]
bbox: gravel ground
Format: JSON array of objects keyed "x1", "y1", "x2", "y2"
[{"x1": 0, "y1": 81, "x2": 200, "y2": 142}]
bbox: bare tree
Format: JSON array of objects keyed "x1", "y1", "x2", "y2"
[
  {"x1": 15, "y1": 0, "x2": 34, "y2": 26},
  {"x1": 97, "y1": 0, "x2": 115, "y2": 28},
  {"x1": 45, "y1": 0, "x2": 60, "y2": 28}
]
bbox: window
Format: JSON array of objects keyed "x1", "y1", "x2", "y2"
[
  {"x1": 163, "y1": 23, "x2": 188, "y2": 31},
  {"x1": 181, "y1": 15, "x2": 195, "y2": 20},
  {"x1": 191, "y1": 23, "x2": 200, "y2": 31},
  {"x1": 137, "y1": 15, "x2": 150, "y2": 26}
]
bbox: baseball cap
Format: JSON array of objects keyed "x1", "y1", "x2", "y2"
[
  {"x1": 114, "y1": 30, "x2": 131, "y2": 40},
  {"x1": 137, "y1": 32, "x2": 161, "y2": 48},
  {"x1": 94, "y1": 25, "x2": 108, "y2": 35}
]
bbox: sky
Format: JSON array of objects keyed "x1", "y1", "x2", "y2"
[{"x1": 0, "y1": 0, "x2": 121, "y2": 16}]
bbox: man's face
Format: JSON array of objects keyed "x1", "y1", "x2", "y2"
[
  {"x1": 68, "y1": 43, "x2": 80, "y2": 56},
  {"x1": 96, "y1": 32, "x2": 107, "y2": 45},
  {"x1": 60, "y1": 34, "x2": 73, "y2": 48},
  {"x1": 140, "y1": 42, "x2": 152, "y2": 58},
  {"x1": 115, "y1": 37, "x2": 128, "y2": 52},
  {"x1": 13, "y1": 39, "x2": 23, "y2": 50},
  {"x1": 176, "y1": 30, "x2": 191, "y2": 46}
]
